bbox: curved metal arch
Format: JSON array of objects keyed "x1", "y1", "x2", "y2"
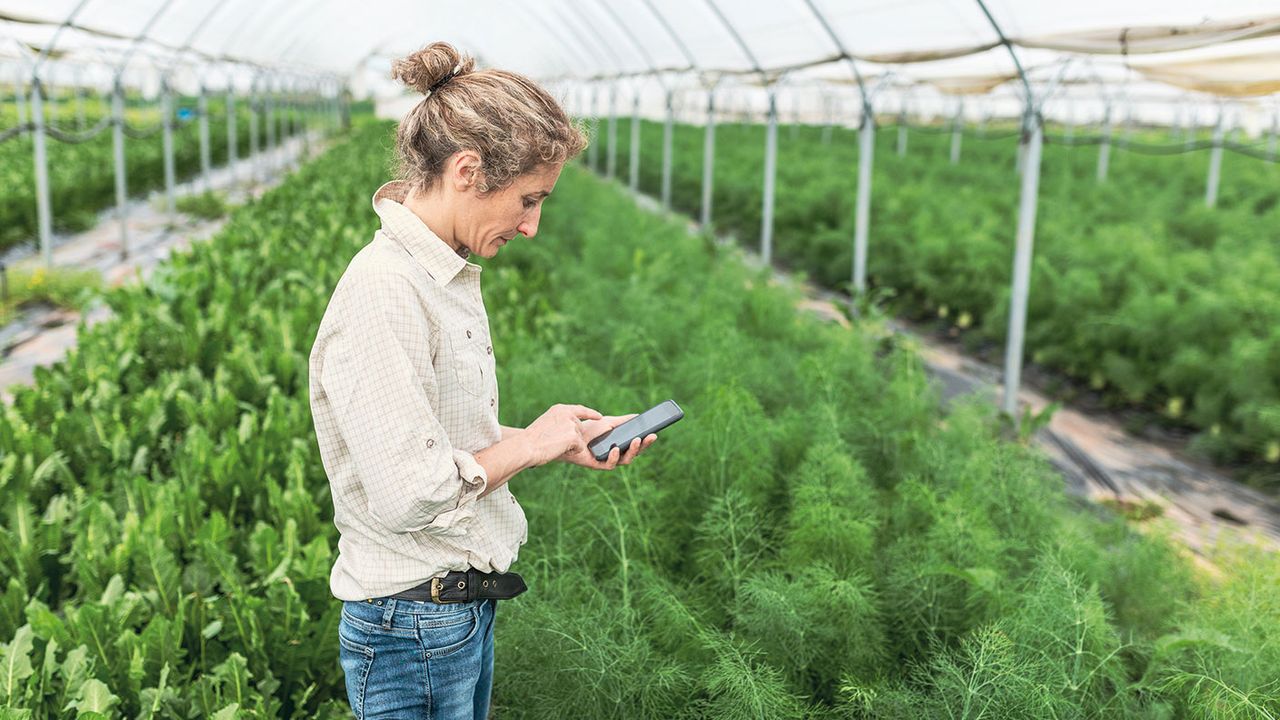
[
  {"x1": 555, "y1": 0, "x2": 627, "y2": 75},
  {"x1": 590, "y1": 0, "x2": 660, "y2": 79},
  {"x1": 159, "y1": 0, "x2": 237, "y2": 84},
  {"x1": 973, "y1": 0, "x2": 1032, "y2": 113},
  {"x1": 220, "y1": 0, "x2": 315, "y2": 61},
  {"x1": 111, "y1": 0, "x2": 183, "y2": 81},
  {"x1": 268, "y1": 0, "x2": 362, "y2": 66},
  {"x1": 509, "y1": 3, "x2": 597, "y2": 76},
  {"x1": 799, "y1": 0, "x2": 871, "y2": 112},
  {"x1": 32, "y1": 0, "x2": 93, "y2": 77},
  {"x1": 701, "y1": 0, "x2": 766, "y2": 85},
  {"x1": 638, "y1": 0, "x2": 697, "y2": 72}
]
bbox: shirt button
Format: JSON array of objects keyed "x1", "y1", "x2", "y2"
[
  {"x1": 490, "y1": 398, "x2": 495, "y2": 407},
  {"x1": 486, "y1": 346, "x2": 492, "y2": 354},
  {"x1": 426, "y1": 439, "x2": 436, "y2": 448},
  {"x1": 466, "y1": 330, "x2": 472, "y2": 338}
]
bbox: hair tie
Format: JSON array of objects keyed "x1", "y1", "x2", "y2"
[{"x1": 424, "y1": 62, "x2": 463, "y2": 98}]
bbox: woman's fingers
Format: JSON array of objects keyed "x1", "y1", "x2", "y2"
[{"x1": 565, "y1": 404, "x2": 603, "y2": 421}]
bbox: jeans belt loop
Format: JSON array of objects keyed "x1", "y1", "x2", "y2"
[{"x1": 381, "y1": 598, "x2": 397, "y2": 629}]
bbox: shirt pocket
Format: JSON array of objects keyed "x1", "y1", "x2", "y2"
[{"x1": 447, "y1": 327, "x2": 490, "y2": 398}]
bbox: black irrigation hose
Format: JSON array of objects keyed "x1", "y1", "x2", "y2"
[
  {"x1": 1043, "y1": 133, "x2": 1107, "y2": 147},
  {"x1": 0, "y1": 122, "x2": 34, "y2": 144},
  {"x1": 121, "y1": 121, "x2": 164, "y2": 140},
  {"x1": 969, "y1": 129, "x2": 1022, "y2": 141},
  {"x1": 892, "y1": 122, "x2": 1279, "y2": 161},
  {"x1": 43, "y1": 114, "x2": 114, "y2": 144}
]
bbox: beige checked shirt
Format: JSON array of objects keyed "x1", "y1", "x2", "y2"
[{"x1": 309, "y1": 180, "x2": 528, "y2": 601}]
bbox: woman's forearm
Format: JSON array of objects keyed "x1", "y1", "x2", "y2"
[{"x1": 475, "y1": 427, "x2": 533, "y2": 497}]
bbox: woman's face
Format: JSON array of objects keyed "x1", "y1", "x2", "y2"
[{"x1": 458, "y1": 163, "x2": 563, "y2": 259}]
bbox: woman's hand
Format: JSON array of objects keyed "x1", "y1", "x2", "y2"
[
  {"x1": 563, "y1": 414, "x2": 658, "y2": 470},
  {"x1": 521, "y1": 406, "x2": 657, "y2": 470}
]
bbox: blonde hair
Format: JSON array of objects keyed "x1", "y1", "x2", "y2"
[{"x1": 390, "y1": 42, "x2": 587, "y2": 194}]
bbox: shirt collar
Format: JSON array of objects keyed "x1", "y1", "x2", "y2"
[{"x1": 372, "y1": 180, "x2": 479, "y2": 285}]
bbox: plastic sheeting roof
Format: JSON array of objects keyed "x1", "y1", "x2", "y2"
[{"x1": 2, "y1": 0, "x2": 1279, "y2": 100}]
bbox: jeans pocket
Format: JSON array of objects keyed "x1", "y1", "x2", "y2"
[
  {"x1": 338, "y1": 620, "x2": 375, "y2": 718},
  {"x1": 419, "y1": 606, "x2": 481, "y2": 658}
]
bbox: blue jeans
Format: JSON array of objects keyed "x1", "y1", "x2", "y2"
[{"x1": 339, "y1": 596, "x2": 496, "y2": 719}]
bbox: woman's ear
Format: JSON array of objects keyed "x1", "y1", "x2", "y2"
[{"x1": 449, "y1": 150, "x2": 483, "y2": 192}]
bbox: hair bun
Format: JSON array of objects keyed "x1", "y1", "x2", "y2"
[{"x1": 391, "y1": 42, "x2": 476, "y2": 96}]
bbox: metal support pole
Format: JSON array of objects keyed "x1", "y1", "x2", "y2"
[
  {"x1": 226, "y1": 88, "x2": 237, "y2": 183},
  {"x1": 74, "y1": 66, "x2": 86, "y2": 129},
  {"x1": 161, "y1": 81, "x2": 177, "y2": 221},
  {"x1": 661, "y1": 89, "x2": 674, "y2": 209},
  {"x1": 112, "y1": 80, "x2": 129, "y2": 259},
  {"x1": 1096, "y1": 107, "x2": 1112, "y2": 183},
  {"x1": 700, "y1": 88, "x2": 716, "y2": 227},
  {"x1": 1206, "y1": 112, "x2": 1224, "y2": 208},
  {"x1": 249, "y1": 91, "x2": 261, "y2": 184},
  {"x1": 760, "y1": 89, "x2": 779, "y2": 265},
  {"x1": 790, "y1": 91, "x2": 800, "y2": 140},
  {"x1": 606, "y1": 83, "x2": 618, "y2": 179},
  {"x1": 629, "y1": 90, "x2": 641, "y2": 191},
  {"x1": 821, "y1": 96, "x2": 833, "y2": 145},
  {"x1": 897, "y1": 111, "x2": 908, "y2": 157},
  {"x1": 852, "y1": 106, "x2": 874, "y2": 295},
  {"x1": 1001, "y1": 112, "x2": 1044, "y2": 417},
  {"x1": 950, "y1": 101, "x2": 963, "y2": 164},
  {"x1": 588, "y1": 84, "x2": 600, "y2": 172},
  {"x1": 1269, "y1": 111, "x2": 1278, "y2": 161},
  {"x1": 30, "y1": 79, "x2": 54, "y2": 268},
  {"x1": 198, "y1": 84, "x2": 212, "y2": 191},
  {"x1": 265, "y1": 86, "x2": 277, "y2": 176}
]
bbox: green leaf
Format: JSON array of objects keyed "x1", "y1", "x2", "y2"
[
  {"x1": 0, "y1": 625, "x2": 35, "y2": 704},
  {"x1": 65, "y1": 677, "x2": 118, "y2": 716},
  {"x1": 201, "y1": 620, "x2": 223, "y2": 640}
]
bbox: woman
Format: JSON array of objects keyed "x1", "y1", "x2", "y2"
[{"x1": 308, "y1": 42, "x2": 657, "y2": 719}]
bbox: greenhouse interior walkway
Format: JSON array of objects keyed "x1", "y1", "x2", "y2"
[{"x1": 0, "y1": 131, "x2": 318, "y2": 399}]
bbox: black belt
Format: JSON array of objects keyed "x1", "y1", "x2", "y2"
[{"x1": 388, "y1": 569, "x2": 527, "y2": 604}]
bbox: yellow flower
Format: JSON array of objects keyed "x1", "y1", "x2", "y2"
[
  {"x1": 28, "y1": 267, "x2": 47, "y2": 290},
  {"x1": 937, "y1": 304, "x2": 949, "y2": 319},
  {"x1": 956, "y1": 311, "x2": 972, "y2": 329},
  {"x1": 1266, "y1": 441, "x2": 1280, "y2": 464},
  {"x1": 1166, "y1": 396, "x2": 1184, "y2": 418}
]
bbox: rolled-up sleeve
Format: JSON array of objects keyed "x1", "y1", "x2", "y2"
[{"x1": 317, "y1": 269, "x2": 487, "y2": 535}]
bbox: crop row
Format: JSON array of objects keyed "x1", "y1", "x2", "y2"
[
  {"x1": 0, "y1": 97, "x2": 309, "y2": 249},
  {"x1": 605, "y1": 118, "x2": 1280, "y2": 483}
]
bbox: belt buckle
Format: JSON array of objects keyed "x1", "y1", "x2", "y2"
[{"x1": 431, "y1": 577, "x2": 443, "y2": 603}]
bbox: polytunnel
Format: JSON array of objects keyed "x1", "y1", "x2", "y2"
[
  {"x1": 1, "y1": 1, "x2": 1280, "y2": 717},
  {"x1": 5, "y1": 0, "x2": 1279, "y2": 412}
]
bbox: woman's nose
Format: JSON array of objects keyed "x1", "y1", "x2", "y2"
[{"x1": 518, "y1": 207, "x2": 541, "y2": 238}]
